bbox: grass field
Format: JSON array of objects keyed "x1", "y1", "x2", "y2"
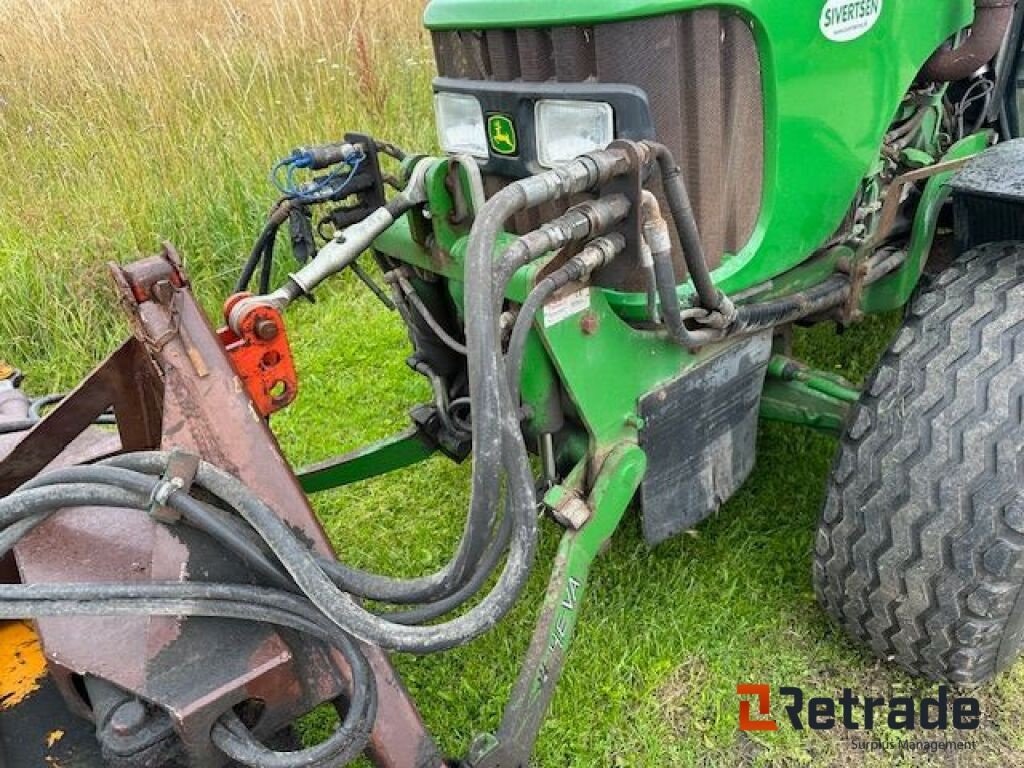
[{"x1": 3, "y1": 1, "x2": 1024, "y2": 766}]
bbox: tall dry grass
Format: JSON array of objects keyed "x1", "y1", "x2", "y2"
[{"x1": 0, "y1": 0, "x2": 434, "y2": 387}]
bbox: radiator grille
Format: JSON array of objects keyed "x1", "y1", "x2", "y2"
[{"x1": 432, "y1": 11, "x2": 764, "y2": 286}]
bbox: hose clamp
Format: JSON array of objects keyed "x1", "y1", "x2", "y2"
[{"x1": 149, "y1": 450, "x2": 200, "y2": 523}]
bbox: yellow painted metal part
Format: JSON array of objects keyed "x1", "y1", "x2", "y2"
[{"x1": 0, "y1": 620, "x2": 48, "y2": 710}]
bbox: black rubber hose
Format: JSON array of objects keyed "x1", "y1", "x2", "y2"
[
  {"x1": 506, "y1": 279, "x2": 561, "y2": 403},
  {"x1": 236, "y1": 200, "x2": 291, "y2": 294},
  {"x1": 0, "y1": 582, "x2": 375, "y2": 768},
  {"x1": 0, "y1": 475, "x2": 376, "y2": 768},
  {"x1": 236, "y1": 220, "x2": 278, "y2": 294},
  {"x1": 458, "y1": 171, "x2": 633, "y2": 630},
  {"x1": 18, "y1": 466, "x2": 295, "y2": 590},
  {"x1": 644, "y1": 262, "x2": 660, "y2": 324},
  {"x1": 0, "y1": 418, "x2": 41, "y2": 435},
  {"x1": 22, "y1": 464, "x2": 511, "y2": 619},
  {"x1": 399, "y1": 277, "x2": 467, "y2": 356},
  {"x1": 463, "y1": 179, "x2": 602, "y2": 624},
  {"x1": 214, "y1": 707, "x2": 359, "y2": 768},
  {"x1": 12, "y1": 463, "x2": 516, "y2": 629},
  {"x1": 647, "y1": 142, "x2": 723, "y2": 312},
  {"x1": 730, "y1": 275, "x2": 850, "y2": 336},
  {"x1": 296, "y1": 510, "x2": 498, "y2": 605},
  {"x1": 258, "y1": 229, "x2": 278, "y2": 296},
  {"x1": 382, "y1": 508, "x2": 514, "y2": 625},
  {"x1": 652, "y1": 247, "x2": 694, "y2": 347},
  {"x1": 726, "y1": 247, "x2": 906, "y2": 336},
  {"x1": 0, "y1": 410, "x2": 116, "y2": 434},
  {"x1": 456, "y1": 169, "x2": 633, "y2": 637},
  {"x1": 0, "y1": 483, "x2": 150, "y2": 528},
  {"x1": 505, "y1": 236, "x2": 626, "y2": 404},
  {"x1": 244, "y1": 187, "x2": 508, "y2": 606},
  {"x1": 491, "y1": 196, "x2": 632, "y2": 308},
  {"x1": 101, "y1": 453, "x2": 538, "y2": 654}
]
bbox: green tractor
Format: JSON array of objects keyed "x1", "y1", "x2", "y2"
[{"x1": 3, "y1": 0, "x2": 1024, "y2": 766}]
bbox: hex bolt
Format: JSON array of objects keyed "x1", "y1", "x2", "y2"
[
  {"x1": 553, "y1": 496, "x2": 592, "y2": 530},
  {"x1": 254, "y1": 318, "x2": 279, "y2": 341},
  {"x1": 109, "y1": 699, "x2": 148, "y2": 737}
]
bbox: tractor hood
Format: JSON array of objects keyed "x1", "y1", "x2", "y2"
[
  {"x1": 424, "y1": 0, "x2": 975, "y2": 299},
  {"x1": 423, "y1": 0, "x2": 970, "y2": 31}
]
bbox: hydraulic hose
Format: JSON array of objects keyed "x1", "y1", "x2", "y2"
[
  {"x1": 101, "y1": 452, "x2": 535, "y2": 654},
  {"x1": 0, "y1": 418, "x2": 41, "y2": 435},
  {"x1": 728, "y1": 250, "x2": 906, "y2": 336},
  {"x1": 1, "y1": 583, "x2": 374, "y2": 768},
  {"x1": 6, "y1": 464, "x2": 507, "y2": 632},
  {"x1": 395, "y1": 273, "x2": 467, "y2": 357},
  {"x1": 259, "y1": 230, "x2": 278, "y2": 296},
  {"x1": 382, "y1": 508, "x2": 514, "y2": 626},
  {"x1": 236, "y1": 200, "x2": 292, "y2": 294},
  {"x1": 730, "y1": 275, "x2": 850, "y2": 335},
  {"x1": 641, "y1": 192, "x2": 723, "y2": 349},
  {"x1": 464, "y1": 151, "x2": 634, "y2": 569},
  {"x1": 506, "y1": 235, "x2": 626, "y2": 402},
  {"x1": 5, "y1": 465, "x2": 294, "y2": 590},
  {"x1": 640, "y1": 242, "x2": 660, "y2": 324},
  {"x1": 491, "y1": 195, "x2": 632, "y2": 305},
  {"x1": 436, "y1": 150, "x2": 636, "y2": 662},
  {"x1": 647, "y1": 142, "x2": 724, "y2": 313},
  {"x1": 229, "y1": 159, "x2": 527, "y2": 615},
  {"x1": 0, "y1": 470, "x2": 377, "y2": 768},
  {"x1": 0, "y1": 392, "x2": 116, "y2": 435},
  {"x1": 232, "y1": 159, "x2": 515, "y2": 609}
]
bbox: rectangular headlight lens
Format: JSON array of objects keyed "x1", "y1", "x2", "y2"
[
  {"x1": 535, "y1": 99, "x2": 614, "y2": 168},
  {"x1": 434, "y1": 92, "x2": 488, "y2": 160}
]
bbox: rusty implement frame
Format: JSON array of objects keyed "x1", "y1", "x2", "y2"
[{"x1": 0, "y1": 246, "x2": 444, "y2": 768}]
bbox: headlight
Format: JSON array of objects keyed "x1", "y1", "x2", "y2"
[
  {"x1": 434, "y1": 92, "x2": 488, "y2": 160},
  {"x1": 535, "y1": 99, "x2": 614, "y2": 168}
]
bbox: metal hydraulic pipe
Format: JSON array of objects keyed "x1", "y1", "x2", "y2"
[{"x1": 922, "y1": 0, "x2": 1015, "y2": 82}]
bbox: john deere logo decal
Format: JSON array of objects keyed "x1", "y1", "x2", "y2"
[{"x1": 487, "y1": 114, "x2": 517, "y2": 156}]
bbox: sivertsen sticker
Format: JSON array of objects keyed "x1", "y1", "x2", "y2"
[{"x1": 820, "y1": 0, "x2": 883, "y2": 43}]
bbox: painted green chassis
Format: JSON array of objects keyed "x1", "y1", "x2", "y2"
[
  {"x1": 292, "y1": 130, "x2": 991, "y2": 762},
  {"x1": 291, "y1": 2, "x2": 995, "y2": 760}
]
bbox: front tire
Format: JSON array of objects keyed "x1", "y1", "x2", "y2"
[{"x1": 814, "y1": 242, "x2": 1024, "y2": 686}]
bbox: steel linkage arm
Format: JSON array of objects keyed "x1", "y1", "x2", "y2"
[{"x1": 466, "y1": 443, "x2": 647, "y2": 768}]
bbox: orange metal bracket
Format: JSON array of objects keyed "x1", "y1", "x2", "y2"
[{"x1": 218, "y1": 293, "x2": 298, "y2": 416}]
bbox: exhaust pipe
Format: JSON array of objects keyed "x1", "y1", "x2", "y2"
[{"x1": 922, "y1": 0, "x2": 1016, "y2": 82}]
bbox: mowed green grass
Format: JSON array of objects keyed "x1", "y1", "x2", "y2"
[{"x1": 3, "y1": 2, "x2": 1024, "y2": 766}]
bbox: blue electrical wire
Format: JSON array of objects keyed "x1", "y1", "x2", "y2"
[{"x1": 269, "y1": 148, "x2": 365, "y2": 203}]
